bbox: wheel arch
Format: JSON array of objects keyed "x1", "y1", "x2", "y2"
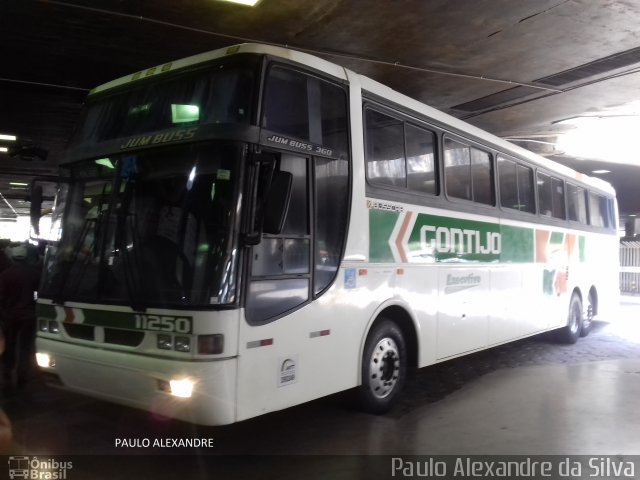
[{"x1": 359, "y1": 301, "x2": 419, "y2": 384}]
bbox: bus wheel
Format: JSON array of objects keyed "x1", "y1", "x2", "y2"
[
  {"x1": 580, "y1": 291, "x2": 595, "y2": 337},
  {"x1": 555, "y1": 294, "x2": 583, "y2": 344},
  {"x1": 359, "y1": 319, "x2": 407, "y2": 414}
]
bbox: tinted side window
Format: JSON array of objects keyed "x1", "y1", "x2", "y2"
[
  {"x1": 537, "y1": 172, "x2": 553, "y2": 216},
  {"x1": 365, "y1": 109, "x2": 405, "y2": 188},
  {"x1": 471, "y1": 148, "x2": 494, "y2": 205},
  {"x1": 538, "y1": 172, "x2": 565, "y2": 219},
  {"x1": 248, "y1": 154, "x2": 311, "y2": 324},
  {"x1": 567, "y1": 183, "x2": 587, "y2": 223},
  {"x1": 263, "y1": 67, "x2": 309, "y2": 140},
  {"x1": 445, "y1": 138, "x2": 493, "y2": 205},
  {"x1": 589, "y1": 192, "x2": 613, "y2": 228},
  {"x1": 406, "y1": 124, "x2": 437, "y2": 195},
  {"x1": 319, "y1": 81, "x2": 349, "y2": 153},
  {"x1": 263, "y1": 67, "x2": 349, "y2": 155},
  {"x1": 498, "y1": 156, "x2": 518, "y2": 209},
  {"x1": 517, "y1": 164, "x2": 535, "y2": 213},
  {"x1": 314, "y1": 157, "x2": 349, "y2": 295},
  {"x1": 444, "y1": 138, "x2": 472, "y2": 201},
  {"x1": 551, "y1": 177, "x2": 566, "y2": 219},
  {"x1": 605, "y1": 198, "x2": 615, "y2": 229}
]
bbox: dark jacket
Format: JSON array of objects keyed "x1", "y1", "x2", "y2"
[{"x1": 0, "y1": 262, "x2": 40, "y2": 325}]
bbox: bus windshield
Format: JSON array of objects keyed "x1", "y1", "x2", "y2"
[{"x1": 40, "y1": 141, "x2": 243, "y2": 310}]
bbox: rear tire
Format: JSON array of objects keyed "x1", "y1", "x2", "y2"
[
  {"x1": 580, "y1": 291, "x2": 595, "y2": 337},
  {"x1": 359, "y1": 319, "x2": 407, "y2": 414},
  {"x1": 555, "y1": 293, "x2": 583, "y2": 344}
]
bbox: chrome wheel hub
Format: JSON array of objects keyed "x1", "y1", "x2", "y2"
[{"x1": 368, "y1": 337, "x2": 400, "y2": 399}]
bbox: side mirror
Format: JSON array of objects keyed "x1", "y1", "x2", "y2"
[
  {"x1": 30, "y1": 184, "x2": 43, "y2": 236},
  {"x1": 263, "y1": 171, "x2": 292, "y2": 235},
  {"x1": 29, "y1": 177, "x2": 62, "y2": 240}
]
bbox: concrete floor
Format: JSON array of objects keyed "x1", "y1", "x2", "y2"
[{"x1": 4, "y1": 298, "x2": 640, "y2": 478}]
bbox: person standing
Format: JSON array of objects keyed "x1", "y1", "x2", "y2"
[{"x1": 0, "y1": 244, "x2": 41, "y2": 389}]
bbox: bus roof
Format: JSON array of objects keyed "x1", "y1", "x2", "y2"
[{"x1": 90, "y1": 42, "x2": 614, "y2": 197}]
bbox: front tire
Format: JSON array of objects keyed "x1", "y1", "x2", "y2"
[
  {"x1": 555, "y1": 293, "x2": 583, "y2": 344},
  {"x1": 359, "y1": 319, "x2": 407, "y2": 414}
]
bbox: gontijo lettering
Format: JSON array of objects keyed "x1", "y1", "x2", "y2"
[{"x1": 420, "y1": 225, "x2": 501, "y2": 255}]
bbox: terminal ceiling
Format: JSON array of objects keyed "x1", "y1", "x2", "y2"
[{"x1": 2, "y1": 0, "x2": 640, "y2": 223}]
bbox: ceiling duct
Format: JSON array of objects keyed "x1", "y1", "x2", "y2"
[
  {"x1": 452, "y1": 47, "x2": 640, "y2": 114},
  {"x1": 535, "y1": 46, "x2": 640, "y2": 87},
  {"x1": 451, "y1": 85, "x2": 541, "y2": 112}
]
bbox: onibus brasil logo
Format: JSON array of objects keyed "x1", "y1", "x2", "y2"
[{"x1": 8, "y1": 456, "x2": 73, "y2": 479}]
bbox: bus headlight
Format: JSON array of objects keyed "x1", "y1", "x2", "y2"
[
  {"x1": 157, "y1": 334, "x2": 173, "y2": 350},
  {"x1": 169, "y1": 378, "x2": 194, "y2": 398},
  {"x1": 174, "y1": 336, "x2": 191, "y2": 353},
  {"x1": 36, "y1": 352, "x2": 56, "y2": 368},
  {"x1": 39, "y1": 320, "x2": 60, "y2": 334}
]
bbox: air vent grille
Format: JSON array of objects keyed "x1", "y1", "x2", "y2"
[{"x1": 535, "y1": 47, "x2": 640, "y2": 87}]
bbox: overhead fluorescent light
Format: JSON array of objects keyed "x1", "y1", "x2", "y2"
[
  {"x1": 9, "y1": 182, "x2": 28, "y2": 186},
  {"x1": 0, "y1": 147, "x2": 7, "y2": 153},
  {"x1": 0, "y1": 134, "x2": 16, "y2": 141},
  {"x1": 592, "y1": 169, "x2": 611, "y2": 174},
  {"x1": 218, "y1": 0, "x2": 262, "y2": 6}
]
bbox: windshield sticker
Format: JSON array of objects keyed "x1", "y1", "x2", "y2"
[
  {"x1": 344, "y1": 268, "x2": 356, "y2": 289},
  {"x1": 217, "y1": 169, "x2": 231, "y2": 181}
]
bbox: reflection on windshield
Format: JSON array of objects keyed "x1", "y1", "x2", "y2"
[{"x1": 41, "y1": 142, "x2": 243, "y2": 309}]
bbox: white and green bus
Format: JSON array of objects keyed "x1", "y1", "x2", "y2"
[{"x1": 34, "y1": 43, "x2": 618, "y2": 425}]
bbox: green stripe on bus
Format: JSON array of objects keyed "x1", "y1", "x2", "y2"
[
  {"x1": 500, "y1": 224, "x2": 534, "y2": 263},
  {"x1": 81, "y1": 309, "x2": 139, "y2": 329},
  {"x1": 369, "y1": 209, "x2": 398, "y2": 262},
  {"x1": 407, "y1": 213, "x2": 502, "y2": 263}
]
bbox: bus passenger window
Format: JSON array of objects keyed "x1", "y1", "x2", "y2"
[
  {"x1": 499, "y1": 157, "x2": 534, "y2": 213},
  {"x1": 365, "y1": 109, "x2": 405, "y2": 188},
  {"x1": 589, "y1": 192, "x2": 612, "y2": 228},
  {"x1": 445, "y1": 138, "x2": 493, "y2": 205},
  {"x1": 471, "y1": 148, "x2": 494, "y2": 205},
  {"x1": 498, "y1": 156, "x2": 518, "y2": 209},
  {"x1": 537, "y1": 173, "x2": 553, "y2": 216},
  {"x1": 516, "y1": 164, "x2": 535, "y2": 213},
  {"x1": 406, "y1": 124, "x2": 437, "y2": 195},
  {"x1": 538, "y1": 173, "x2": 565, "y2": 219},
  {"x1": 551, "y1": 177, "x2": 566, "y2": 219},
  {"x1": 444, "y1": 138, "x2": 472, "y2": 201},
  {"x1": 567, "y1": 183, "x2": 588, "y2": 223}
]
